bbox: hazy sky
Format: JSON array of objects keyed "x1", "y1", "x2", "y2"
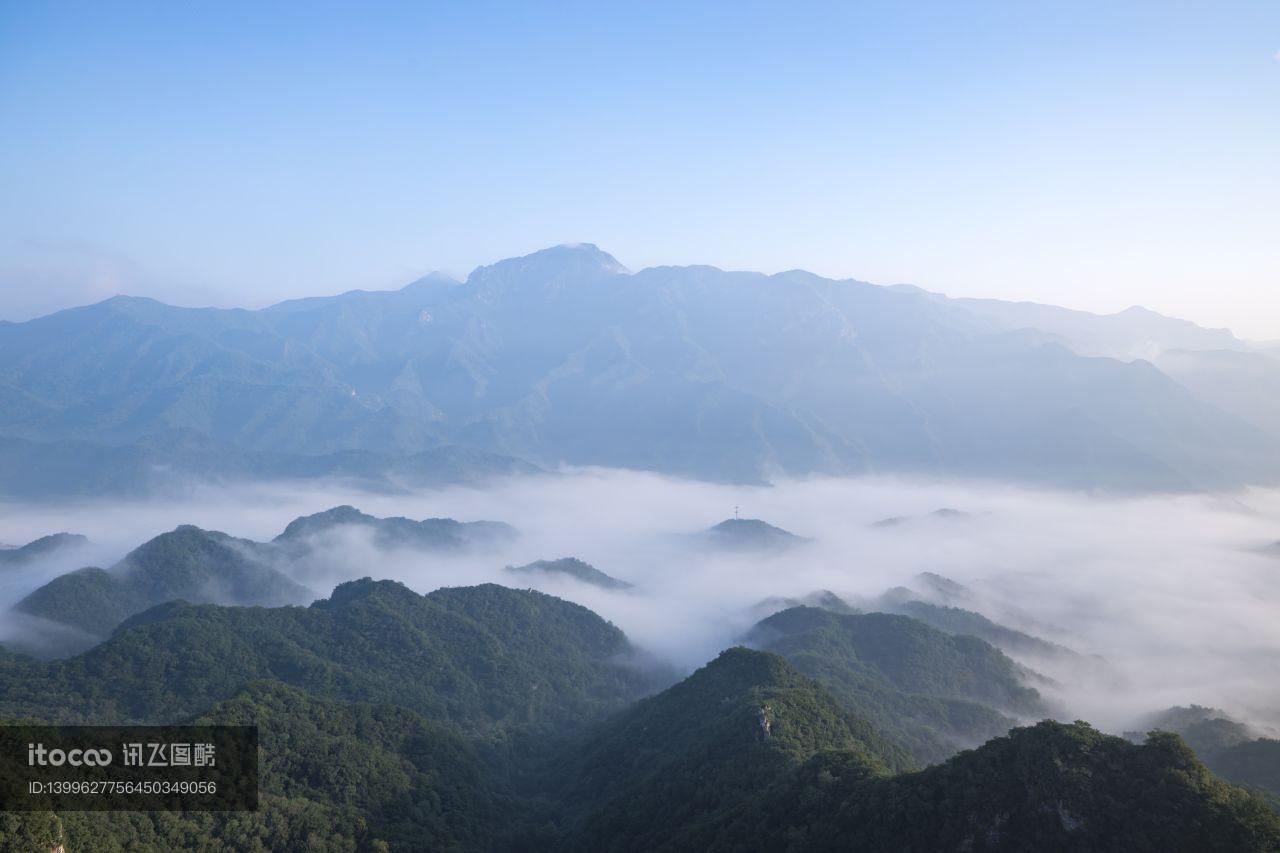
[{"x1": 2, "y1": 1, "x2": 1278, "y2": 338}]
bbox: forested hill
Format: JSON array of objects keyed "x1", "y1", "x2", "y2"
[
  {"x1": 9, "y1": 505, "x2": 517, "y2": 655},
  {"x1": 683, "y1": 721, "x2": 1280, "y2": 853},
  {"x1": 14, "y1": 524, "x2": 308, "y2": 639},
  {"x1": 746, "y1": 605, "x2": 1044, "y2": 764},
  {"x1": 0, "y1": 578, "x2": 662, "y2": 731},
  {"x1": 1, "y1": 586, "x2": 1278, "y2": 851}
]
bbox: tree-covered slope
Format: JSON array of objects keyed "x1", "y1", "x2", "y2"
[
  {"x1": 747, "y1": 606, "x2": 1043, "y2": 764},
  {"x1": 1208, "y1": 739, "x2": 1280, "y2": 801},
  {"x1": 751, "y1": 606, "x2": 1044, "y2": 714},
  {"x1": 10, "y1": 507, "x2": 517, "y2": 650},
  {"x1": 1134, "y1": 706, "x2": 1280, "y2": 802},
  {"x1": 0, "y1": 579, "x2": 661, "y2": 734},
  {"x1": 2, "y1": 587, "x2": 1277, "y2": 851},
  {"x1": 13, "y1": 525, "x2": 311, "y2": 638},
  {"x1": 31, "y1": 680, "x2": 503, "y2": 853},
  {"x1": 694, "y1": 722, "x2": 1280, "y2": 852},
  {"x1": 546, "y1": 647, "x2": 906, "y2": 852}
]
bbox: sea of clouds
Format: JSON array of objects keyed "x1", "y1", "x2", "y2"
[{"x1": 2, "y1": 468, "x2": 1278, "y2": 735}]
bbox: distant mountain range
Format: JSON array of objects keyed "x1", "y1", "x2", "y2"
[{"x1": 3, "y1": 243, "x2": 1279, "y2": 495}]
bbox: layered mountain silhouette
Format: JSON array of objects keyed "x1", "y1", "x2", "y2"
[
  {"x1": 274, "y1": 504, "x2": 517, "y2": 551},
  {"x1": 505, "y1": 557, "x2": 633, "y2": 590},
  {"x1": 14, "y1": 525, "x2": 310, "y2": 639},
  {"x1": 0, "y1": 532, "x2": 89, "y2": 568},
  {"x1": 2, "y1": 244, "x2": 1278, "y2": 494},
  {"x1": 11, "y1": 506, "x2": 515, "y2": 652}
]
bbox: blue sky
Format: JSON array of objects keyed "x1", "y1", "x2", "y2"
[{"x1": 2, "y1": 1, "x2": 1278, "y2": 337}]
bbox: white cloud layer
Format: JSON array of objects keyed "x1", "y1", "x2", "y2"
[{"x1": 2, "y1": 469, "x2": 1278, "y2": 735}]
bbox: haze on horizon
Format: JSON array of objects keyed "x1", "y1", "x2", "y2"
[{"x1": 2, "y1": 2, "x2": 1278, "y2": 338}]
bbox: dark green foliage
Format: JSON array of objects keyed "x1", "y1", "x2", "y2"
[
  {"x1": 751, "y1": 606, "x2": 1044, "y2": 713},
  {"x1": 199, "y1": 681, "x2": 500, "y2": 850},
  {"x1": 505, "y1": 557, "x2": 633, "y2": 590},
  {"x1": 547, "y1": 648, "x2": 905, "y2": 852},
  {"x1": 1208, "y1": 739, "x2": 1280, "y2": 799},
  {"x1": 43, "y1": 682, "x2": 496, "y2": 852},
  {"x1": 748, "y1": 605, "x2": 1041, "y2": 764},
  {"x1": 692, "y1": 722, "x2": 1280, "y2": 852},
  {"x1": 14, "y1": 525, "x2": 310, "y2": 638},
  {"x1": 0, "y1": 579, "x2": 660, "y2": 734},
  {"x1": 12, "y1": 566, "x2": 134, "y2": 637},
  {"x1": 0, "y1": 812, "x2": 64, "y2": 851},
  {"x1": 1, "y1": 578, "x2": 1276, "y2": 851}
]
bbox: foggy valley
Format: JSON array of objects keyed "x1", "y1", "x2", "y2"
[{"x1": 5, "y1": 470, "x2": 1279, "y2": 740}]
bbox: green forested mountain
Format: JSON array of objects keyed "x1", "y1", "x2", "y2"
[
  {"x1": 545, "y1": 648, "x2": 905, "y2": 852},
  {"x1": 1, "y1": 584, "x2": 1277, "y2": 852},
  {"x1": 747, "y1": 605, "x2": 1042, "y2": 764},
  {"x1": 689, "y1": 721, "x2": 1280, "y2": 852},
  {"x1": 14, "y1": 681, "x2": 506, "y2": 852},
  {"x1": 0, "y1": 579, "x2": 660, "y2": 733},
  {"x1": 756, "y1": 580, "x2": 1077, "y2": 665},
  {"x1": 1209, "y1": 740, "x2": 1280, "y2": 801},
  {"x1": 1134, "y1": 706, "x2": 1280, "y2": 803},
  {"x1": 1136, "y1": 706, "x2": 1257, "y2": 758},
  {"x1": 10, "y1": 506, "x2": 515, "y2": 654},
  {"x1": 14, "y1": 524, "x2": 311, "y2": 640}
]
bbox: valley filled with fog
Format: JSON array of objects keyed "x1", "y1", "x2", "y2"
[{"x1": 5, "y1": 468, "x2": 1278, "y2": 739}]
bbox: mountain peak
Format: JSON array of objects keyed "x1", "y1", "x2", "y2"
[
  {"x1": 467, "y1": 243, "x2": 629, "y2": 286},
  {"x1": 701, "y1": 518, "x2": 806, "y2": 551},
  {"x1": 275, "y1": 505, "x2": 374, "y2": 541},
  {"x1": 316, "y1": 576, "x2": 418, "y2": 609},
  {"x1": 547, "y1": 242, "x2": 627, "y2": 269}
]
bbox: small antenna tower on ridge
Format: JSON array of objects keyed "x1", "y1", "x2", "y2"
[{"x1": 734, "y1": 506, "x2": 739, "y2": 520}]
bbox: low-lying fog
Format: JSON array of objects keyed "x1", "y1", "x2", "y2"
[{"x1": 3, "y1": 469, "x2": 1280, "y2": 737}]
